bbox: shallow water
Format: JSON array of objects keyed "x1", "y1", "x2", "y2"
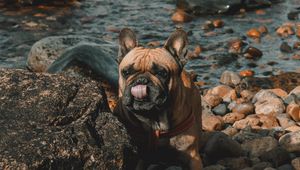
[{"x1": 0, "y1": 0, "x2": 299, "y2": 87}]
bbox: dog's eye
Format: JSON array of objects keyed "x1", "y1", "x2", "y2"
[
  {"x1": 122, "y1": 69, "x2": 131, "y2": 78},
  {"x1": 157, "y1": 70, "x2": 168, "y2": 78}
]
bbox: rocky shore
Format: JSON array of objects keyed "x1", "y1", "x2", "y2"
[{"x1": 1, "y1": 67, "x2": 300, "y2": 169}]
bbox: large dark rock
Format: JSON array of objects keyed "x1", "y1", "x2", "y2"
[{"x1": 0, "y1": 68, "x2": 137, "y2": 169}]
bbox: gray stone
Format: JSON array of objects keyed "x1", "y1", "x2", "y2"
[
  {"x1": 203, "y1": 164, "x2": 226, "y2": 170},
  {"x1": 279, "y1": 131, "x2": 300, "y2": 152},
  {"x1": 0, "y1": 69, "x2": 137, "y2": 169},
  {"x1": 220, "y1": 70, "x2": 241, "y2": 87},
  {"x1": 204, "y1": 132, "x2": 243, "y2": 161},
  {"x1": 259, "y1": 147, "x2": 290, "y2": 167},
  {"x1": 217, "y1": 157, "x2": 250, "y2": 170},
  {"x1": 277, "y1": 164, "x2": 293, "y2": 170},
  {"x1": 241, "y1": 136, "x2": 278, "y2": 157},
  {"x1": 27, "y1": 35, "x2": 116, "y2": 72},
  {"x1": 212, "y1": 103, "x2": 228, "y2": 116},
  {"x1": 252, "y1": 90, "x2": 285, "y2": 115}
]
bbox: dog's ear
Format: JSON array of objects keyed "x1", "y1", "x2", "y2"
[
  {"x1": 164, "y1": 28, "x2": 188, "y2": 67},
  {"x1": 118, "y1": 28, "x2": 138, "y2": 63}
]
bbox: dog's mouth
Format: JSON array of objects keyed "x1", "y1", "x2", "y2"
[
  {"x1": 122, "y1": 82, "x2": 168, "y2": 114},
  {"x1": 131, "y1": 84, "x2": 148, "y2": 100}
]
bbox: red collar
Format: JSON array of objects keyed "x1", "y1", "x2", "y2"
[
  {"x1": 126, "y1": 112, "x2": 195, "y2": 150},
  {"x1": 152, "y1": 112, "x2": 195, "y2": 139}
]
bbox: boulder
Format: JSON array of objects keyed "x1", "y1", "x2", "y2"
[
  {"x1": 241, "y1": 136, "x2": 278, "y2": 157},
  {"x1": 0, "y1": 69, "x2": 137, "y2": 169},
  {"x1": 27, "y1": 35, "x2": 116, "y2": 72},
  {"x1": 279, "y1": 131, "x2": 300, "y2": 152}
]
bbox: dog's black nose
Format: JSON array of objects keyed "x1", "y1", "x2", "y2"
[{"x1": 136, "y1": 77, "x2": 149, "y2": 84}]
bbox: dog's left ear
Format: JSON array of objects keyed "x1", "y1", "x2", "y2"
[
  {"x1": 118, "y1": 28, "x2": 138, "y2": 63},
  {"x1": 164, "y1": 28, "x2": 188, "y2": 67}
]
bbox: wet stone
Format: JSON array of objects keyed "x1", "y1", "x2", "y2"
[
  {"x1": 171, "y1": 9, "x2": 193, "y2": 23},
  {"x1": 244, "y1": 46, "x2": 263, "y2": 59},
  {"x1": 258, "y1": 25, "x2": 268, "y2": 34},
  {"x1": 285, "y1": 125, "x2": 300, "y2": 132},
  {"x1": 239, "y1": 70, "x2": 254, "y2": 77},
  {"x1": 213, "y1": 19, "x2": 224, "y2": 28},
  {"x1": 247, "y1": 28, "x2": 261, "y2": 39},
  {"x1": 280, "y1": 42, "x2": 293, "y2": 53},
  {"x1": 228, "y1": 39, "x2": 244, "y2": 54},
  {"x1": 276, "y1": 25, "x2": 295, "y2": 37},
  {"x1": 293, "y1": 42, "x2": 300, "y2": 50},
  {"x1": 287, "y1": 11, "x2": 299, "y2": 20}
]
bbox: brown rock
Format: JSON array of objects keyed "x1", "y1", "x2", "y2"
[
  {"x1": 222, "y1": 126, "x2": 238, "y2": 137},
  {"x1": 202, "y1": 113, "x2": 224, "y2": 131},
  {"x1": 292, "y1": 54, "x2": 300, "y2": 60},
  {"x1": 0, "y1": 69, "x2": 136, "y2": 169},
  {"x1": 241, "y1": 136, "x2": 278, "y2": 157},
  {"x1": 240, "y1": 90, "x2": 255, "y2": 102},
  {"x1": 244, "y1": 46, "x2": 263, "y2": 59},
  {"x1": 239, "y1": 70, "x2": 254, "y2": 77},
  {"x1": 268, "y1": 88, "x2": 288, "y2": 98},
  {"x1": 291, "y1": 157, "x2": 300, "y2": 170},
  {"x1": 247, "y1": 28, "x2": 261, "y2": 39},
  {"x1": 297, "y1": 28, "x2": 300, "y2": 38},
  {"x1": 228, "y1": 39, "x2": 244, "y2": 54},
  {"x1": 231, "y1": 102, "x2": 254, "y2": 115},
  {"x1": 285, "y1": 125, "x2": 300, "y2": 132},
  {"x1": 233, "y1": 115, "x2": 260, "y2": 129},
  {"x1": 171, "y1": 9, "x2": 193, "y2": 23},
  {"x1": 257, "y1": 114, "x2": 280, "y2": 129},
  {"x1": 294, "y1": 42, "x2": 300, "y2": 50},
  {"x1": 223, "y1": 112, "x2": 245, "y2": 124},
  {"x1": 207, "y1": 85, "x2": 237, "y2": 102},
  {"x1": 256, "y1": 9, "x2": 266, "y2": 15},
  {"x1": 289, "y1": 86, "x2": 300, "y2": 95},
  {"x1": 276, "y1": 25, "x2": 295, "y2": 37},
  {"x1": 213, "y1": 19, "x2": 224, "y2": 28},
  {"x1": 276, "y1": 114, "x2": 296, "y2": 129},
  {"x1": 258, "y1": 25, "x2": 268, "y2": 34},
  {"x1": 286, "y1": 102, "x2": 300, "y2": 121},
  {"x1": 203, "y1": 94, "x2": 223, "y2": 107}
]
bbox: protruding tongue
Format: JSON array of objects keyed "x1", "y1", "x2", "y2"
[{"x1": 131, "y1": 85, "x2": 147, "y2": 99}]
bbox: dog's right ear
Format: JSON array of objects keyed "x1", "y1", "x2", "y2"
[{"x1": 118, "y1": 28, "x2": 138, "y2": 63}]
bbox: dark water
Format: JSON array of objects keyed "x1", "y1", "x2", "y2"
[{"x1": 0, "y1": 0, "x2": 299, "y2": 86}]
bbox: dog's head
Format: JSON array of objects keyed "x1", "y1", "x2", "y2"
[{"x1": 117, "y1": 28, "x2": 189, "y2": 116}]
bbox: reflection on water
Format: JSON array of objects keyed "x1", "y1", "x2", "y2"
[{"x1": 0, "y1": 0, "x2": 299, "y2": 86}]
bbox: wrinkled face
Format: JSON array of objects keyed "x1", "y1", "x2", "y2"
[{"x1": 119, "y1": 47, "x2": 180, "y2": 114}]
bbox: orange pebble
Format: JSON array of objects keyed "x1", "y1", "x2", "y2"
[{"x1": 239, "y1": 70, "x2": 254, "y2": 77}]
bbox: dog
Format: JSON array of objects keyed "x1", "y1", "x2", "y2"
[
  {"x1": 114, "y1": 28, "x2": 203, "y2": 169},
  {"x1": 47, "y1": 28, "x2": 203, "y2": 169}
]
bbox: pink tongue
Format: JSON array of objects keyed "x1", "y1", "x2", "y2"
[{"x1": 131, "y1": 85, "x2": 147, "y2": 99}]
